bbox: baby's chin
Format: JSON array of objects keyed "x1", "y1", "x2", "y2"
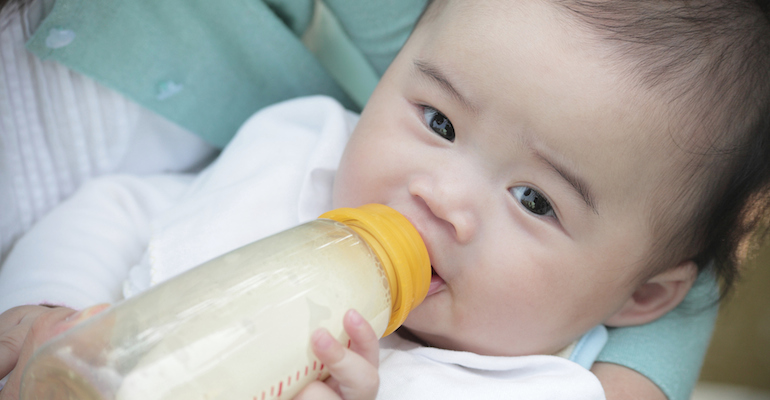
[
  {"x1": 394, "y1": 326, "x2": 431, "y2": 347},
  {"x1": 398, "y1": 320, "x2": 577, "y2": 357},
  {"x1": 395, "y1": 325, "x2": 487, "y2": 355}
]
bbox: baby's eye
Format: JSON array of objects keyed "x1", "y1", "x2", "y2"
[
  {"x1": 510, "y1": 186, "x2": 555, "y2": 217},
  {"x1": 422, "y1": 106, "x2": 455, "y2": 142}
]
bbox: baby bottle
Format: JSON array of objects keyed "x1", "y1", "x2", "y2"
[{"x1": 20, "y1": 204, "x2": 430, "y2": 400}]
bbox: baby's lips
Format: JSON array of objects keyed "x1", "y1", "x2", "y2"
[{"x1": 427, "y1": 272, "x2": 446, "y2": 296}]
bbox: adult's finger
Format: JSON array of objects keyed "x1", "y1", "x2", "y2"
[
  {"x1": 0, "y1": 307, "x2": 61, "y2": 384},
  {"x1": 0, "y1": 325, "x2": 34, "y2": 384},
  {"x1": 0, "y1": 307, "x2": 77, "y2": 400},
  {"x1": 0, "y1": 307, "x2": 46, "y2": 335},
  {"x1": 56, "y1": 304, "x2": 111, "y2": 333},
  {"x1": 0, "y1": 305, "x2": 70, "y2": 388}
]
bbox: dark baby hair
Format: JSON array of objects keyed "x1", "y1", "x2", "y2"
[{"x1": 552, "y1": 0, "x2": 770, "y2": 297}]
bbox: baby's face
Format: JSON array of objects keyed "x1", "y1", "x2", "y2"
[{"x1": 333, "y1": 0, "x2": 685, "y2": 356}]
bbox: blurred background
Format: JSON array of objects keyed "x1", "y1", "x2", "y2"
[{"x1": 693, "y1": 237, "x2": 770, "y2": 400}]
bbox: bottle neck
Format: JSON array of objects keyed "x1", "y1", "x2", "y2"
[{"x1": 319, "y1": 204, "x2": 430, "y2": 336}]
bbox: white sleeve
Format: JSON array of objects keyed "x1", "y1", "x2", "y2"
[{"x1": 0, "y1": 174, "x2": 192, "y2": 313}]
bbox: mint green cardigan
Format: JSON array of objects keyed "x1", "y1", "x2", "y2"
[{"x1": 25, "y1": 2, "x2": 719, "y2": 399}]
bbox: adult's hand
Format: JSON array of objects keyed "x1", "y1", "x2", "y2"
[{"x1": 0, "y1": 304, "x2": 108, "y2": 400}]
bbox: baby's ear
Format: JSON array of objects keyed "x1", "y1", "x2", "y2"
[{"x1": 604, "y1": 260, "x2": 698, "y2": 327}]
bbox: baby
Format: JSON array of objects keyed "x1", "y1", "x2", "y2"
[
  {"x1": 334, "y1": 0, "x2": 768, "y2": 356},
  {"x1": 1, "y1": 0, "x2": 768, "y2": 399}
]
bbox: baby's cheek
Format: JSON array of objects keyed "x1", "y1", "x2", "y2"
[
  {"x1": 330, "y1": 152, "x2": 360, "y2": 208},
  {"x1": 331, "y1": 168, "x2": 364, "y2": 209}
]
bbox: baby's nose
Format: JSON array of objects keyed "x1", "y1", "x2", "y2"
[{"x1": 408, "y1": 176, "x2": 478, "y2": 244}]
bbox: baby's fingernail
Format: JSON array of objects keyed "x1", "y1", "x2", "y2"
[{"x1": 313, "y1": 329, "x2": 334, "y2": 350}]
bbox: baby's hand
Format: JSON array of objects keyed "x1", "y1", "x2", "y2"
[
  {"x1": 0, "y1": 304, "x2": 108, "y2": 400},
  {"x1": 294, "y1": 309, "x2": 380, "y2": 400}
]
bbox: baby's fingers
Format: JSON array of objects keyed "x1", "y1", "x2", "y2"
[
  {"x1": 293, "y1": 381, "x2": 348, "y2": 400},
  {"x1": 306, "y1": 310, "x2": 380, "y2": 400},
  {"x1": 342, "y1": 310, "x2": 380, "y2": 369},
  {"x1": 310, "y1": 328, "x2": 379, "y2": 400}
]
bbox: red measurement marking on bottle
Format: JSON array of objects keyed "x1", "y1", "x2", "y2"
[{"x1": 263, "y1": 359, "x2": 328, "y2": 398}]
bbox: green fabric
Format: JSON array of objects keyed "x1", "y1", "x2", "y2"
[
  {"x1": 26, "y1": 0, "x2": 356, "y2": 148},
  {"x1": 597, "y1": 271, "x2": 720, "y2": 400},
  {"x1": 25, "y1": 0, "x2": 428, "y2": 148},
  {"x1": 300, "y1": 0, "x2": 380, "y2": 109},
  {"x1": 24, "y1": 1, "x2": 717, "y2": 398},
  {"x1": 322, "y1": 0, "x2": 428, "y2": 76}
]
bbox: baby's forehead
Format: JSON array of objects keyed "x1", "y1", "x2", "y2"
[{"x1": 413, "y1": 0, "x2": 724, "y2": 201}]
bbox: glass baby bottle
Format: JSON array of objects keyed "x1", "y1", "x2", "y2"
[{"x1": 20, "y1": 204, "x2": 431, "y2": 400}]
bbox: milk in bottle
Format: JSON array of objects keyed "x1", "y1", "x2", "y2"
[{"x1": 20, "y1": 204, "x2": 431, "y2": 400}]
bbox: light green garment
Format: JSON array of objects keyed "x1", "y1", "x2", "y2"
[
  {"x1": 26, "y1": 0, "x2": 425, "y2": 147},
  {"x1": 25, "y1": 2, "x2": 718, "y2": 399}
]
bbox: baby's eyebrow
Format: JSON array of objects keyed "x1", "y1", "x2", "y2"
[
  {"x1": 413, "y1": 60, "x2": 479, "y2": 116},
  {"x1": 534, "y1": 152, "x2": 599, "y2": 215},
  {"x1": 414, "y1": 59, "x2": 597, "y2": 215}
]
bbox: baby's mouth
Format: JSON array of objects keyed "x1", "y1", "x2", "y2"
[{"x1": 427, "y1": 266, "x2": 445, "y2": 296}]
